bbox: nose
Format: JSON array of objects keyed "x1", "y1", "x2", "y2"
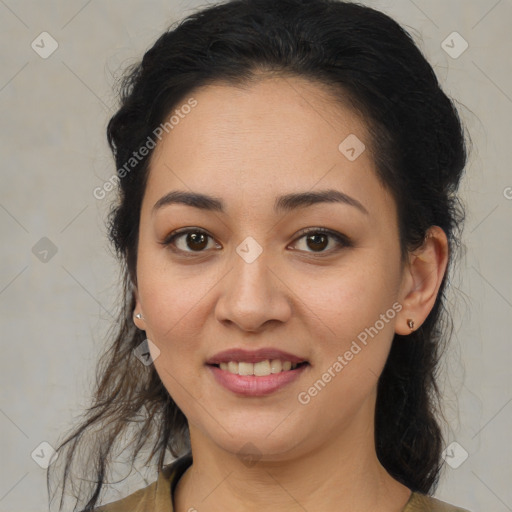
[{"x1": 215, "y1": 245, "x2": 292, "y2": 333}]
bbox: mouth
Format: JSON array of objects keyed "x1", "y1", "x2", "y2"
[
  {"x1": 207, "y1": 360, "x2": 310, "y2": 377},
  {"x1": 205, "y1": 348, "x2": 310, "y2": 395},
  {"x1": 206, "y1": 360, "x2": 310, "y2": 396}
]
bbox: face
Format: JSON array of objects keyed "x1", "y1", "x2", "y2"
[{"x1": 134, "y1": 76, "x2": 408, "y2": 460}]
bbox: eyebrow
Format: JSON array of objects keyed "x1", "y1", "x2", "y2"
[{"x1": 152, "y1": 189, "x2": 369, "y2": 216}]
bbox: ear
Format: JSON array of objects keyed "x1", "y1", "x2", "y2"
[
  {"x1": 132, "y1": 282, "x2": 146, "y2": 331},
  {"x1": 395, "y1": 226, "x2": 449, "y2": 335}
]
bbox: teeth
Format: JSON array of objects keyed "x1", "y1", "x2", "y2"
[
  {"x1": 253, "y1": 360, "x2": 270, "y2": 376},
  {"x1": 218, "y1": 359, "x2": 300, "y2": 376},
  {"x1": 270, "y1": 359, "x2": 282, "y2": 373},
  {"x1": 238, "y1": 362, "x2": 253, "y2": 376}
]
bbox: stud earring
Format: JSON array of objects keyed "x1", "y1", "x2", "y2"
[
  {"x1": 407, "y1": 319, "x2": 415, "y2": 330},
  {"x1": 135, "y1": 313, "x2": 143, "y2": 320}
]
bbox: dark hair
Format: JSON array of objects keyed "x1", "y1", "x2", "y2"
[{"x1": 48, "y1": 0, "x2": 467, "y2": 510}]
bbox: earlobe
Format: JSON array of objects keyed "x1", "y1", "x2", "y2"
[
  {"x1": 133, "y1": 312, "x2": 146, "y2": 331},
  {"x1": 395, "y1": 226, "x2": 449, "y2": 335},
  {"x1": 132, "y1": 283, "x2": 146, "y2": 330}
]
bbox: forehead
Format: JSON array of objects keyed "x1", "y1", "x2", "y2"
[{"x1": 143, "y1": 76, "x2": 394, "y2": 220}]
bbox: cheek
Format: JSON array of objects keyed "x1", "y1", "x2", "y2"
[
  {"x1": 139, "y1": 264, "x2": 211, "y2": 404},
  {"x1": 295, "y1": 259, "x2": 398, "y2": 340},
  {"x1": 136, "y1": 244, "x2": 210, "y2": 341},
  {"x1": 292, "y1": 257, "x2": 400, "y2": 406}
]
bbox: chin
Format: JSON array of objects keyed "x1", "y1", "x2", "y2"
[{"x1": 210, "y1": 427, "x2": 307, "y2": 462}]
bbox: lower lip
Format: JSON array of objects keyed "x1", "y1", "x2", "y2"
[{"x1": 206, "y1": 363, "x2": 309, "y2": 396}]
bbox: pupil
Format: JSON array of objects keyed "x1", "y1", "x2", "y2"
[
  {"x1": 308, "y1": 233, "x2": 327, "y2": 251},
  {"x1": 188, "y1": 232, "x2": 207, "y2": 250}
]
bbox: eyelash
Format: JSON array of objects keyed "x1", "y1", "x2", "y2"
[{"x1": 161, "y1": 227, "x2": 352, "y2": 257}]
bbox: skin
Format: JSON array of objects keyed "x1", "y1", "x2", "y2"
[{"x1": 132, "y1": 75, "x2": 449, "y2": 512}]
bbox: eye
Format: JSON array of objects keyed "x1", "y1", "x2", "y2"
[
  {"x1": 161, "y1": 227, "x2": 352, "y2": 256},
  {"x1": 290, "y1": 227, "x2": 352, "y2": 254},
  {"x1": 161, "y1": 228, "x2": 220, "y2": 254}
]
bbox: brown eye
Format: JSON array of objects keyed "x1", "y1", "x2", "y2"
[
  {"x1": 185, "y1": 232, "x2": 208, "y2": 250},
  {"x1": 162, "y1": 229, "x2": 218, "y2": 253},
  {"x1": 291, "y1": 228, "x2": 352, "y2": 254},
  {"x1": 304, "y1": 232, "x2": 329, "y2": 252}
]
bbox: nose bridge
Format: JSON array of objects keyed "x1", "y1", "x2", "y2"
[
  {"x1": 231, "y1": 234, "x2": 274, "y2": 302},
  {"x1": 215, "y1": 234, "x2": 291, "y2": 331}
]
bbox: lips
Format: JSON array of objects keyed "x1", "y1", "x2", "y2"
[
  {"x1": 205, "y1": 347, "x2": 307, "y2": 365},
  {"x1": 207, "y1": 362, "x2": 309, "y2": 396}
]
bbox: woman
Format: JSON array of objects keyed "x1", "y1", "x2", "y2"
[{"x1": 48, "y1": 0, "x2": 471, "y2": 511}]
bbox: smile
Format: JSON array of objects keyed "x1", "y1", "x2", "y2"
[
  {"x1": 206, "y1": 362, "x2": 310, "y2": 396},
  {"x1": 212, "y1": 359, "x2": 307, "y2": 376}
]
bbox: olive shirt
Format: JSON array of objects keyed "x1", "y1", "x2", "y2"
[{"x1": 95, "y1": 452, "x2": 470, "y2": 512}]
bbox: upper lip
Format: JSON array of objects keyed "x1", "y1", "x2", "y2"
[{"x1": 206, "y1": 348, "x2": 307, "y2": 365}]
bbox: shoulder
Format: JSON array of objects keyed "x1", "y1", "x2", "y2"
[
  {"x1": 93, "y1": 452, "x2": 193, "y2": 512},
  {"x1": 403, "y1": 492, "x2": 472, "y2": 512},
  {"x1": 94, "y1": 482, "x2": 156, "y2": 512},
  {"x1": 93, "y1": 472, "x2": 167, "y2": 512}
]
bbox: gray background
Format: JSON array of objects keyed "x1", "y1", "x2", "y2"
[{"x1": 1, "y1": 0, "x2": 511, "y2": 511}]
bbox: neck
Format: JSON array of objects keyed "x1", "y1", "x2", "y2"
[{"x1": 174, "y1": 400, "x2": 411, "y2": 512}]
